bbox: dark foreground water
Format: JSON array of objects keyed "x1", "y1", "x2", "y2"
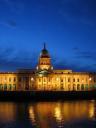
[{"x1": 0, "y1": 100, "x2": 96, "y2": 128}]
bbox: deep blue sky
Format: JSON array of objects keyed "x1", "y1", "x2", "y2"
[{"x1": 0, "y1": 0, "x2": 96, "y2": 72}]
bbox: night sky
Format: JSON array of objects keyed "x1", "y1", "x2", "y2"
[{"x1": 0, "y1": 0, "x2": 96, "y2": 72}]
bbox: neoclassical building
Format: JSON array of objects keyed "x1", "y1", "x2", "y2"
[{"x1": 0, "y1": 44, "x2": 96, "y2": 91}]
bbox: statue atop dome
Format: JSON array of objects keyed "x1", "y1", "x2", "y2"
[{"x1": 40, "y1": 43, "x2": 50, "y2": 58}]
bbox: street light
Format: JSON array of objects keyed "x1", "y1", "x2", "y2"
[
  {"x1": 51, "y1": 66, "x2": 53, "y2": 70},
  {"x1": 89, "y1": 77, "x2": 92, "y2": 81},
  {"x1": 31, "y1": 77, "x2": 34, "y2": 81},
  {"x1": 89, "y1": 77, "x2": 92, "y2": 90},
  {"x1": 56, "y1": 78, "x2": 59, "y2": 81},
  {"x1": 31, "y1": 77, "x2": 34, "y2": 90}
]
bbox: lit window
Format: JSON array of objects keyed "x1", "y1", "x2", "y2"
[
  {"x1": 77, "y1": 79, "x2": 79, "y2": 82},
  {"x1": 14, "y1": 77, "x2": 16, "y2": 82},
  {"x1": 61, "y1": 79, "x2": 63, "y2": 82},
  {"x1": 86, "y1": 78, "x2": 88, "y2": 83},
  {"x1": 44, "y1": 78, "x2": 46, "y2": 82},
  {"x1": 49, "y1": 78, "x2": 51, "y2": 82},
  {"x1": 9, "y1": 78, "x2": 11, "y2": 82},
  {"x1": 77, "y1": 84, "x2": 80, "y2": 90},
  {"x1": 39, "y1": 78, "x2": 41, "y2": 82},
  {"x1": 73, "y1": 79, "x2": 75, "y2": 82},
  {"x1": 4, "y1": 77, "x2": 7, "y2": 82},
  {"x1": 68, "y1": 78, "x2": 70, "y2": 82}
]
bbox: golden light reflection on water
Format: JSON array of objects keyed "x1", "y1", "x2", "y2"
[
  {"x1": 28, "y1": 100, "x2": 96, "y2": 127},
  {"x1": 29, "y1": 106, "x2": 36, "y2": 125},
  {"x1": 0, "y1": 100, "x2": 95, "y2": 128},
  {"x1": 54, "y1": 105, "x2": 62, "y2": 121},
  {"x1": 89, "y1": 100, "x2": 95, "y2": 118},
  {"x1": 0, "y1": 102, "x2": 16, "y2": 122}
]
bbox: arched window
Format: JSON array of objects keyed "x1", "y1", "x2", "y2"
[
  {"x1": 9, "y1": 78, "x2": 11, "y2": 82},
  {"x1": 73, "y1": 84, "x2": 76, "y2": 91},
  {"x1": 81, "y1": 84, "x2": 84, "y2": 90},
  {"x1": 73, "y1": 79, "x2": 75, "y2": 82},
  {"x1": 68, "y1": 78, "x2": 70, "y2": 82},
  {"x1": 4, "y1": 84, "x2": 7, "y2": 90},
  {"x1": 9, "y1": 84, "x2": 12, "y2": 90},
  {"x1": 61, "y1": 84, "x2": 64, "y2": 90},
  {"x1": 85, "y1": 84, "x2": 88, "y2": 90},
  {"x1": 77, "y1": 79, "x2": 79, "y2": 82},
  {"x1": 39, "y1": 78, "x2": 41, "y2": 82},
  {"x1": 13, "y1": 84, "x2": 16, "y2": 90},
  {"x1": 44, "y1": 78, "x2": 46, "y2": 82},
  {"x1": 77, "y1": 84, "x2": 80, "y2": 90},
  {"x1": 68, "y1": 84, "x2": 71, "y2": 91},
  {"x1": 14, "y1": 77, "x2": 16, "y2": 82},
  {"x1": 61, "y1": 79, "x2": 63, "y2": 82}
]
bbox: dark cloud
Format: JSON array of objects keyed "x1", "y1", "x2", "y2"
[
  {"x1": 0, "y1": 46, "x2": 38, "y2": 71},
  {"x1": 74, "y1": 49, "x2": 96, "y2": 62},
  {"x1": 7, "y1": 20, "x2": 17, "y2": 27},
  {"x1": 0, "y1": 46, "x2": 96, "y2": 72},
  {"x1": 73, "y1": 47, "x2": 79, "y2": 51},
  {"x1": 0, "y1": 20, "x2": 17, "y2": 28},
  {"x1": 52, "y1": 56, "x2": 84, "y2": 72},
  {"x1": 51, "y1": 48, "x2": 96, "y2": 72},
  {"x1": 53, "y1": 58, "x2": 96, "y2": 72}
]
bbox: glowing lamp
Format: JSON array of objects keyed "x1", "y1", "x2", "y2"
[
  {"x1": 31, "y1": 77, "x2": 34, "y2": 81},
  {"x1": 89, "y1": 77, "x2": 92, "y2": 81}
]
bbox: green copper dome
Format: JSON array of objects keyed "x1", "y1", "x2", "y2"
[{"x1": 40, "y1": 43, "x2": 50, "y2": 58}]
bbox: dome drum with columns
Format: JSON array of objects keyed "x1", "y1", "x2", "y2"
[{"x1": 36, "y1": 43, "x2": 53, "y2": 76}]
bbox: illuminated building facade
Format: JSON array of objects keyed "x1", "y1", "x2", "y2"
[{"x1": 0, "y1": 44, "x2": 96, "y2": 91}]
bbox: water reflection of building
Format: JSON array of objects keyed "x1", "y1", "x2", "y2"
[
  {"x1": 0, "y1": 103, "x2": 16, "y2": 122},
  {"x1": 28, "y1": 101, "x2": 96, "y2": 127},
  {"x1": 0, "y1": 44, "x2": 96, "y2": 91},
  {"x1": 0, "y1": 101, "x2": 95, "y2": 127}
]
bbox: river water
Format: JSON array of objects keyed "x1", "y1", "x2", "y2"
[{"x1": 0, "y1": 100, "x2": 96, "y2": 128}]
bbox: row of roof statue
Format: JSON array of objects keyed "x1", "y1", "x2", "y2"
[{"x1": 0, "y1": 43, "x2": 96, "y2": 91}]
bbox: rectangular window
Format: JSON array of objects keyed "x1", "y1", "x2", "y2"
[
  {"x1": 9, "y1": 78, "x2": 11, "y2": 82},
  {"x1": 44, "y1": 78, "x2": 46, "y2": 82},
  {"x1": 61, "y1": 79, "x2": 63, "y2": 82},
  {"x1": 14, "y1": 77, "x2": 16, "y2": 82},
  {"x1": 73, "y1": 79, "x2": 75, "y2": 82},
  {"x1": 18, "y1": 77, "x2": 21, "y2": 82},
  {"x1": 68, "y1": 78, "x2": 70, "y2": 82},
  {"x1": 39, "y1": 78, "x2": 41, "y2": 82},
  {"x1": 48, "y1": 78, "x2": 51, "y2": 82},
  {"x1": 77, "y1": 79, "x2": 79, "y2": 82}
]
